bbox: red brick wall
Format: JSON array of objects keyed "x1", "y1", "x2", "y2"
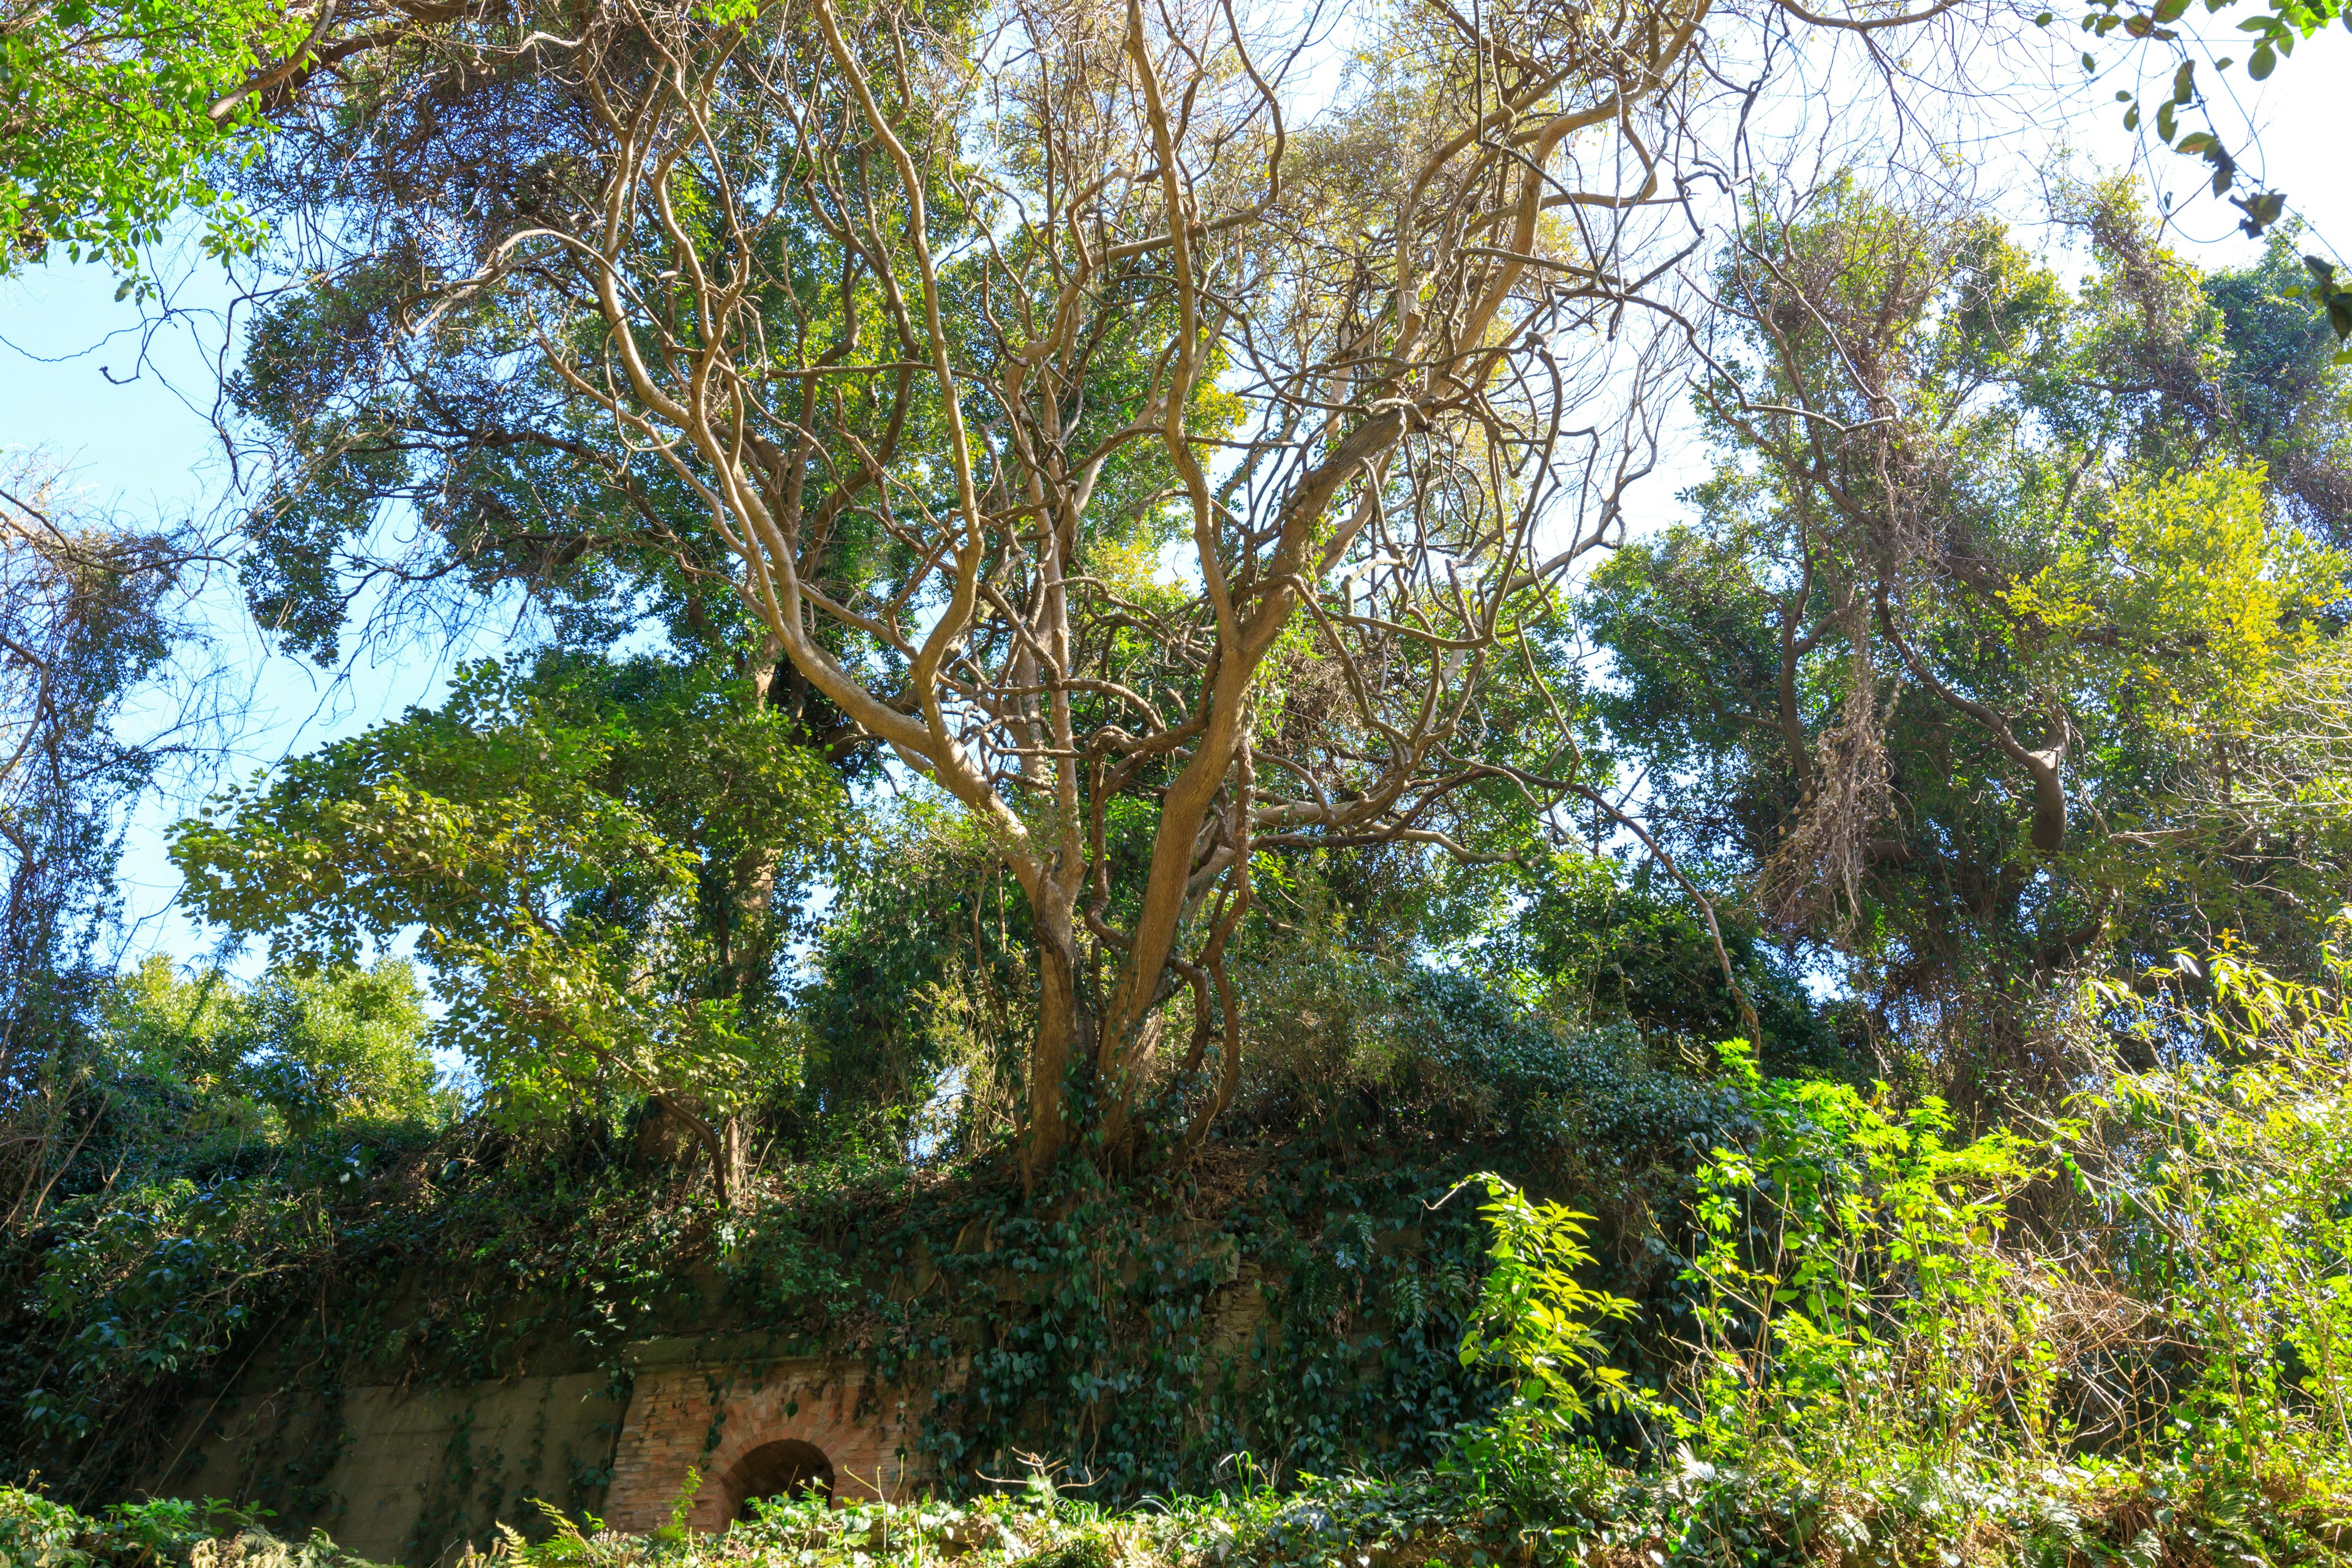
[{"x1": 603, "y1": 1355, "x2": 929, "y2": 1534}]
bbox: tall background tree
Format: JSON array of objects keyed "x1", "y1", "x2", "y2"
[
  {"x1": 1583, "y1": 176, "x2": 2352, "y2": 1114},
  {"x1": 0, "y1": 458, "x2": 206, "y2": 1099}
]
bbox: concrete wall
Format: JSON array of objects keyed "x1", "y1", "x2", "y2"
[
  {"x1": 166, "y1": 1369, "x2": 626, "y2": 1566},
  {"x1": 154, "y1": 1332, "x2": 922, "y2": 1564}
]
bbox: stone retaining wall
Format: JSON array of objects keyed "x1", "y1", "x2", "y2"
[
  {"x1": 164, "y1": 1370, "x2": 625, "y2": 1566},
  {"x1": 155, "y1": 1336, "x2": 922, "y2": 1563}
]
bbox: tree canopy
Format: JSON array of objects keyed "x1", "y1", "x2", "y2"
[
  {"x1": 5, "y1": 0, "x2": 2351, "y2": 1196},
  {"x1": 173, "y1": 654, "x2": 845, "y2": 1199}
]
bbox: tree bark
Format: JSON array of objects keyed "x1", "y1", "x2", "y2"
[{"x1": 1020, "y1": 885, "x2": 1091, "y2": 1189}]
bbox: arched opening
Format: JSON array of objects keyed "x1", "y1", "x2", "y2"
[{"x1": 723, "y1": 1438, "x2": 837, "y2": 1524}]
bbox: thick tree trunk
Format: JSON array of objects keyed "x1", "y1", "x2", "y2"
[{"x1": 1019, "y1": 888, "x2": 1091, "y2": 1190}]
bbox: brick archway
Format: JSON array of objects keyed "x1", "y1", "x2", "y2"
[{"x1": 604, "y1": 1348, "x2": 924, "y2": 1535}]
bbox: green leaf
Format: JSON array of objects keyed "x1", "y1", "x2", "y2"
[
  {"x1": 2250, "y1": 42, "x2": 2277, "y2": 75},
  {"x1": 0, "y1": 0, "x2": 300, "y2": 277}
]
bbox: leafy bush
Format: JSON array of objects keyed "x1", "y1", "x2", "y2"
[
  {"x1": 1425, "y1": 930, "x2": 2352, "y2": 1562},
  {"x1": 0, "y1": 1485, "x2": 301, "y2": 1568},
  {"x1": 2075, "y1": 938, "x2": 2352, "y2": 1464},
  {"x1": 1669, "y1": 941, "x2": 2352, "y2": 1498},
  {"x1": 1681, "y1": 1037, "x2": 2048, "y2": 1478},
  {"x1": 1449, "y1": 1178, "x2": 1643, "y2": 1499}
]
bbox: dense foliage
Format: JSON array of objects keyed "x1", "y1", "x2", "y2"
[
  {"x1": 1581, "y1": 185, "x2": 2352, "y2": 1120},
  {"x1": 11, "y1": 0, "x2": 2352, "y2": 1559},
  {"x1": 7, "y1": 935, "x2": 2351, "y2": 1562},
  {"x1": 172, "y1": 654, "x2": 847, "y2": 1200},
  {"x1": 0, "y1": 0, "x2": 290, "y2": 271},
  {"x1": 11, "y1": 197, "x2": 2352, "y2": 1558},
  {"x1": 0, "y1": 933, "x2": 1747, "y2": 1513}
]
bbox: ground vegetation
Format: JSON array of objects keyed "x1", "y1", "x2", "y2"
[{"x1": 4, "y1": 933, "x2": 2350, "y2": 1562}]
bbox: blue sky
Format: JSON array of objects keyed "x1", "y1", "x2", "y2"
[{"x1": 0, "y1": 255, "x2": 512, "y2": 968}]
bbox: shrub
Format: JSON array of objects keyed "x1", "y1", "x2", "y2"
[
  {"x1": 1680, "y1": 1037, "x2": 2049, "y2": 1478},
  {"x1": 0, "y1": 1486, "x2": 294, "y2": 1568},
  {"x1": 1447, "y1": 1177, "x2": 1644, "y2": 1503},
  {"x1": 1433, "y1": 929, "x2": 2352, "y2": 1561}
]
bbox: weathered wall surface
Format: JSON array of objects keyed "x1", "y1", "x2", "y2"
[
  {"x1": 144, "y1": 1226, "x2": 1265, "y2": 1564},
  {"x1": 151, "y1": 1325, "x2": 922, "y2": 1565},
  {"x1": 165, "y1": 1369, "x2": 626, "y2": 1566}
]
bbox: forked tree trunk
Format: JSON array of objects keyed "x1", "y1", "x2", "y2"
[
  {"x1": 536, "y1": 0, "x2": 1723, "y2": 1204},
  {"x1": 655, "y1": 1091, "x2": 744, "y2": 1210}
]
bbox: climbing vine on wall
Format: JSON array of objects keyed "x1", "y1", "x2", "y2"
[{"x1": 4, "y1": 981, "x2": 1752, "y2": 1532}]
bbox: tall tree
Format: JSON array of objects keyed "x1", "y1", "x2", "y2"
[
  {"x1": 212, "y1": 0, "x2": 2018, "y2": 1181},
  {"x1": 0, "y1": 458, "x2": 203, "y2": 1094},
  {"x1": 1584, "y1": 180, "x2": 2352, "y2": 1109},
  {"x1": 173, "y1": 653, "x2": 846, "y2": 1204}
]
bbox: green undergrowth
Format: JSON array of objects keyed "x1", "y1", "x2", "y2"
[
  {"x1": 10, "y1": 1452, "x2": 2349, "y2": 1568},
  {"x1": 2, "y1": 967, "x2": 1741, "y2": 1528},
  {"x1": 15, "y1": 935, "x2": 2352, "y2": 1567}
]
